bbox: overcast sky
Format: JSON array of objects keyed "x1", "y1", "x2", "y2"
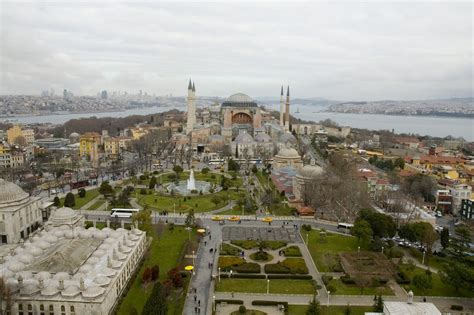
[{"x1": 0, "y1": 1, "x2": 472, "y2": 100}]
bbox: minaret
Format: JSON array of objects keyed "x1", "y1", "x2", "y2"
[
  {"x1": 186, "y1": 79, "x2": 196, "y2": 134},
  {"x1": 285, "y1": 86, "x2": 290, "y2": 132},
  {"x1": 279, "y1": 86, "x2": 285, "y2": 127}
]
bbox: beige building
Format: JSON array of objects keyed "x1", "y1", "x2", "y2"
[
  {"x1": 221, "y1": 93, "x2": 262, "y2": 142},
  {"x1": 293, "y1": 164, "x2": 324, "y2": 202},
  {"x1": 0, "y1": 179, "x2": 43, "y2": 244},
  {"x1": 7, "y1": 125, "x2": 35, "y2": 145},
  {"x1": 273, "y1": 147, "x2": 303, "y2": 169},
  {"x1": 0, "y1": 220, "x2": 147, "y2": 315}
]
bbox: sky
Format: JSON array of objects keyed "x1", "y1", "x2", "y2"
[{"x1": 0, "y1": 1, "x2": 472, "y2": 101}]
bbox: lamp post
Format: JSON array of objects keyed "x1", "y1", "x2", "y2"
[
  {"x1": 306, "y1": 233, "x2": 309, "y2": 246},
  {"x1": 218, "y1": 267, "x2": 221, "y2": 282},
  {"x1": 422, "y1": 250, "x2": 426, "y2": 265},
  {"x1": 267, "y1": 279, "x2": 270, "y2": 294},
  {"x1": 192, "y1": 250, "x2": 195, "y2": 268},
  {"x1": 213, "y1": 295, "x2": 216, "y2": 312},
  {"x1": 327, "y1": 291, "x2": 330, "y2": 307},
  {"x1": 229, "y1": 269, "x2": 233, "y2": 278},
  {"x1": 381, "y1": 246, "x2": 384, "y2": 254}
]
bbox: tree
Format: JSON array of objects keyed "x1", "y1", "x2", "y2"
[
  {"x1": 167, "y1": 267, "x2": 183, "y2": 288},
  {"x1": 440, "y1": 228, "x2": 450, "y2": 249},
  {"x1": 358, "y1": 209, "x2": 396, "y2": 238},
  {"x1": 440, "y1": 262, "x2": 474, "y2": 292},
  {"x1": 374, "y1": 295, "x2": 383, "y2": 312},
  {"x1": 185, "y1": 210, "x2": 195, "y2": 227},
  {"x1": 306, "y1": 298, "x2": 320, "y2": 315},
  {"x1": 228, "y1": 158, "x2": 240, "y2": 172},
  {"x1": 64, "y1": 192, "x2": 75, "y2": 207},
  {"x1": 173, "y1": 165, "x2": 183, "y2": 177},
  {"x1": 412, "y1": 273, "x2": 432, "y2": 295},
  {"x1": 53, "y1": 196, "x2": 61, "y2": 207},
  {"x1": 394, "y1": 157, "x2": 405, "y2": 169},
  {"x1": 78, "y1": 188, "x2": 86, "y2": 198},
  {"x1": 351, "y1": 219, "x2": 373, "y2": 244},
  {"x1": 132, "y1": 209, "x2": 152, "y2": 233},
  {"x1": 450, "y1": 227, "x2": 471, "y2": 256},
  {"x1": 201, "y1": 167, "x2": 210, "y2": 174},
  {"x1": 142, "y1": 267, "x2": 152, "y2": 284},
  {"x1": 151, "y1": 265, "x2": 160, "y2": 281},
  {"x1": 142, "y1": 282, "x2": 168, "y2": 315},
  {"x1": 251, "y1": 164, "x2": 258, "y2": 174},
  {"x1": 149, "y1": 176, "x2": 157, "y2": 190},
  {"x1": 99, "y1": 181, "x2": 114, "y2": 197},
  {"x1": 210, "y1": 196, "x2": 222, "y2": 206}
]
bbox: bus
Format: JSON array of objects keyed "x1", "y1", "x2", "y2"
[
  {"x1": 337, "y1": 222, "x2": 354, "y2": 230},
  {"x1": 110, "y1": 208, "x2": 140, "y2": 218}
]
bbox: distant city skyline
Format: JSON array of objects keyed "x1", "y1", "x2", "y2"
[{"x1": 1, "y1": 2, "x2": 472, "y2": 101}]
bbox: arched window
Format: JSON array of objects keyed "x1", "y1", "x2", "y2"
[
  {"x1": 70, "y1": 305, "x2": 75, "y2": 315},
  {"x1": 40, "y1": 304, "x2": 45, "y2": 315},
  {"x1": 60, "y1": 305, "x2": 65, "y2": 315},
  {"x1": 28, "y1": 304, "x2": 33, "y2": 315},
  {"x1": 49, "y1": 305, "x2": 54, "y2": 315},
  {"x1": 18, "y1": 304, "x2": 24, "y2": 315}
]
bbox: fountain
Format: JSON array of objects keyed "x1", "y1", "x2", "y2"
[{"x1": 187, "y1": 169, "x2": 197, "y2": 191}]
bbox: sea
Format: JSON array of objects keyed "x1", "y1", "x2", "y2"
[{"x1": 2, "y1": 104, "x2": 473, "y2": 141}]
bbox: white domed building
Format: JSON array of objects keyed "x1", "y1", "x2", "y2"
[
  {"x1": 0, "y1": 179, "x2": 43, "y2": 244},
  {"x1": 221, "y1": 93, "x2": 262, "y2": 141},
  {"x1": 46, "y1": 207, "x2": 84, "y2": 228},
  {"x1": 293, "y1": 164, "x2": 325, "y2": 202},
  {"x1": 273, "y1": 146, "x2": 303, "y2": 169}
]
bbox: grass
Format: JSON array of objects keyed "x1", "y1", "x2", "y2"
[
  {"x1": 327, "y1": 279, "x2": 394, "y2": 296},
  {"x1": 265, "y1": 258, "x2": 309, "y2": 274},
  {"x1": 230, "y1": 310, "x2": 266, "y2": 315},
  {"x1": 138, "y1": 190, "x2": 241, "y2": 213},
  {"x1": 288, "y1": 305, "x2": 374, "y2": 315},
  {"x1": 283, "y1": 246, "x2": 302, "y2": 257},
  {"x1": 220, "y1": 243, "x2": 242, "y2": 256},
  {"x1": 231, "y1": 240, "x2": 287, "y2": 250},
  {"x1": 60, "y1": 188, "x2": 100, "y2": 209},
  {"x1": 302, "y1": 229, "x2": 366, "y2": 272},
  {"x1": 117, "y1": 225, "x2": 194, "y2": 314},
  {"x1": 88, "y1": 199, "x2": 106, "y2": 210},
  {"x1": 399, "y1": 264, "x2": 473, "y2": 297},
  {"x1": 218, "y1": 256, "x2": 245, "y2": 271},
  {"x1": 249, "y1": 251, "x2": 273, "y2": 262},
  {"x1": 215, "y1": 279, "x2": 315, "y2": 295}
]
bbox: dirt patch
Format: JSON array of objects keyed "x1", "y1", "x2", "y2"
[{"x1": 340, "y1": 251, "x2": 395, "y2": 279}]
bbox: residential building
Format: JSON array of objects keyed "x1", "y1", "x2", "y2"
[
  {"x1": 461, "y1": 199, "x2": 473, "y2": 219},
  {"x1": 435, "y1": 190, "x2": 452, "y2": 214},
  {"x1": 79, "y1": 132, "x2": 101, "y2": 162},
  {"x1": 450, "y1": 184, "x2": 472, "y2": 214},
  {"x1": 104, "y1": 137, "x2": 120, "y2": 159},
  {"x1": 35, "y1": 138, "x2": 69, "y2": 149},
  {"x1": 10, "y1": 152, "x2": 25, "y2": 168},
  {"x1": 7, "y1": 125, "x2": 35, "y2": 145}
]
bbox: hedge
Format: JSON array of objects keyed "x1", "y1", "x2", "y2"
[
  {"x1": 321, "y1": 275, "x2": 333, "y2": 285},
  {"x1": 264, "y1": 263, "x2": 288, "y2": 274},
  {"x1": 219, "y1": 274, "x2": 267, "y2": 279},
  {"x1": 340, "y1": 275, "x2": 355, "y2": 284},
  {"x1": 234, "y1": 262, "x2": 261, "y2": 273},
  {"x1": 218, "y1": 257, "x2": 245, "y2": 271},
  {"x1": 252, "y1": 301, "x2": 289, "y2": 315},
  {"x1": 216, "y1": 299, "x2": 244, "y2": 305},
  {"x1": 267, "y1": 274, "x2": 313, "y2": 280},
  {"x1": 283, "y1": 246, "x2": 302, "y2": 257},
  {"x1": 451, "y1": 305, "x2": 463, "y2": 311}
]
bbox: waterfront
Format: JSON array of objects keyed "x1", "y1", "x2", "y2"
[{"x1": 1, "y1": 103, "x2": 473, "y2": 141}]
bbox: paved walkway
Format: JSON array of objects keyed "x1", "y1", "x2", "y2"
[{"x1": 80, "y1": 195, "x2": 102, "y2": 210}]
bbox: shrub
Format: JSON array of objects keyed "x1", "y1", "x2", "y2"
[
  {"x1": 167, "y1": 174, "x2": 177, "y2": 181},
  {"x1": 395, "y1": 271, "x2": 411, "y2": 284},
  {"x1": 252, "y1": 301, "x2": 289, "y2": 310},
  {"x1": 84, "y1": 221, "x2": 93, "y2": 229},
  {"x1": 218, "y1": 257, "x2": 245, "y2": 271},
  {"x1": 201, "y1": 167, "x2": 210, "y2": 174},
  {"x1": 451, "y1": 305, "x2": 463, "y2": 311},
  {"x1": 142, "y1": 267, "x2": 152, "y2": 283},
  {"x1": 78, "y1": 188, "x2": 86, "y2": 198},
  {"x1": 283, "y1": 246, "x2": 302, "y2": 257},
  {"x1": 340, "y1": 275, "x2": 356, "y2": 284},
  {"x1": 262, "y1": 241, "x2": 287, "y2": 250},
  {"x1": 219, "y1": 274, "x2": 266, "y2": 279},
  {"x1": 139, "y1": 174, "x2": 148, "y2": 180},
  {"x1": 264, "y1": 263, "x2": 289, "y2": 274},
  {"x1": 167, "y1": 267, "x2": 183, "y2": 288},
  {"x1": 151, "y1": 265, "x2": 159, "y2": 281},
  {"x1": 234, "y1": 262, "x2": 260, "y2": 273},
  {"x1": 267, "y1": 274, "x2": 313, "y2": 280},
  {"x1": 302, "y1": 224, "x2": 312, "y2": 231},
  {"x1": 388, "y1": 247, "x2": 404, "y2": 258},
  {"x1": 322, "y1": 275, "x2": 333, "y2": 285},
  {"x1": 231, "y1": 240, "x2": 258, "y2": 249},
  {"x1": 53, "y1": 196, "x2": 61, "y2": 207},
  {"x1": 140, "y1": 188, "x2": 147, "y2": 195},
  {"x1": 220, "y1": 243, "x2": 241, "y2": 256},
  {"x1": 250, "y1": 251, "x2": 273, "y2": 262},
  {"x1": 239, "y1": 305, "x2": 246, "y2": 313},
  {"x1": 281, "y1": 258, "x2": 308, "y2": 274},
  {"x1": 64, "y1": 192, "x2": 75, "y2": 207}
]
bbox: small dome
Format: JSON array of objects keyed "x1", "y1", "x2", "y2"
[
  {"x1": 234, "y1": 133, "x2": 254, "y2": 144},
  {"x1": 82, "y1": 285, "x2": 105, "y2": 299},
  {"x1": 94, "y1": 276, "x2": 110, "y2": 287},
  {"x1": 35, "y1": 271, "x2": 51, "y2": 281},
  {"x1": 9, "y1": 261, "x2": 25, "y2": 272},
  {"x1": 28, "y1": 246, "x2": 43, "y2": 257},
  {"x1": 222, "y1": 93, "x2": 257, "y2": 107},
  {"x1": 279, "y1": 133, "x2": 297, "y2": 144},
  {"x1": 0, "y1": 179, "x2": 29, "y2": 206},
  {"x1": 276, "y1": 147, "x2": 300, "y2": 158},
  {"x1": 255, "y1": 133, "x2": 271, "y2": 143},
  {"x1": 69, "y1": 132, "x2": 80, "y2": 138},
  {"x1": 44, "y1": 235, "x2": 58, "y2": 244},
  {"x1": 298, "y1": 165, "x2": 324, "y2": 178},
  {"x1": 50, "y1": 207, "x2": 77, "y2": 222},
  {"x1": 18, "y1": 253, "x2": 34, "y2": 264},
  {"x1": 53, "y1": 272, "x2": 70, "y2": 281},
  {"x1": 37, "y1": 240, "x2": 51, "y2": 250}
]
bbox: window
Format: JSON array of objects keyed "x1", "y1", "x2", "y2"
[
  {"x1": 49, "y1": 305, "x2": 54, "y2": 315},
  {"x1": 28, "y1": 304, "x2": 33, "y2": 315},
  {"x1": 18, "y1": 304, "x2": 23, "y2": 315},
  {"x1": 60, "y1": 305, "x2": 65, "y2": 315},
  {"x1": 70, "y1": 306, "x2": 75, "y2": 315},
  {"x1": 40, "y1": 304, "x2": 45, "y2": 315}
]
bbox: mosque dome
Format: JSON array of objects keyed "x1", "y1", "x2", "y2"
[
  {"x1": 255, "y1": 133, "x2": 272, "y2": 143},
  {"x1": 234, "y1": 133, "x2": 254, "y2": 144},
  {"x1": 69, "y1": 132, "x2": 80, "y2": 138},
  {"x1": 279, "y1": 133, "x2": 297, "y2": 144},
  {"x1": 222, "y1": 93, "x2": 257, "y2": 107},
  {"x1": 0, "y1": 179, "x2": 29, "y2": 207},
  {"x1": 297, "y1": 164, "x2": 324, "y2": 178},
  {"x1": 48, "y1": 207, "x2": 80, "y2": 227},
  {"x1": 276, "y1": 147, "x2": 300, "y2": 159}
]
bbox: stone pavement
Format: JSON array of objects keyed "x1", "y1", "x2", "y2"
[{"x1": 222, "y1": 226, "x2": 301, "y2": 243}]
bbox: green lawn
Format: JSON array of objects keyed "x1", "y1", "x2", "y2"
[
  {"x1": 60, "y1": 188, "x2": 100, "y2": 209},
  {"x1": 157, "y1": 171, "x2": 242, "y2": 187},
  {"x1": 117, "y1": 226, "x2": 195, "y2": 314},
  {"x1": 302, "y1": 229, "x2": 366, "y2": 272},
  {"x1": 137, "y1": 190, "x2": 241, "y2": 213},
  {"x1": 399, "y1": 264, "x2": 473, "y2": 298},
  {"x1": 88, "y1": 199, "x2": 105, "y2": 210},
  {"x1": 327, "y1": 279, "x2": 394, "y2": 296},
  {"x1": 215, "y1": 279, "x2": 315, "y2": 295},
  {"x1": 288, "y1": 305, "x2": 374, "y2": 315}
]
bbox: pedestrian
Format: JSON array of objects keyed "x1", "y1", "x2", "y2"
[
  {"x1": 204, "y1": 241, "x2": 207, "y2": 246},
  {"x1": 194, "y1": 306, "x2": 197, "y2": 313},
  {"x1": 231, "y1": 292, "x2": 234, "y2": 298},
  {"x1": 194, "y1": 295, "x2": 197, "y2": 302},
  {"x1": 209, "y1": 234, "x2": 212, "y2": 240},
  {"x1": 198, "y1": 300, "x2": 201, "y2": 306}
]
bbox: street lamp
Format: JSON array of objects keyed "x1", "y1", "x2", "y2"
[
  {"x1": 192, "y1": 250, "x2": 195, "y2": 274},
  {"x1": 213, "y1": 295, "x2": 216, "y2": 312},
  {"x1": 381, "y1": 246, "x2": 384, "y2": 254},
  {"x1": 267, "y1": 279, "x2": 270, "y2": 294},
  {"x1": 218, "y1": 267, "x2": 221, "y2": 282},
  {"x1": 327, "y1": 291, "x2": 330, "y2": 307},
  {"x1": 229, "y1": 269, "x2": 233, "y2": 278},
  {"x1": 358, "y1": 246, "x2": 360, "y2": 253},
  {"x1": 422, "y1": 250, "x2": 426, "y2": 265},
  {"x1": 306, "y1": 233, "x2": 309, "y2": 245}
]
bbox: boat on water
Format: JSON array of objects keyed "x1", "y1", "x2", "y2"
[{"x1": 296, "y1": 108, "x2": 300, "y2": 114}]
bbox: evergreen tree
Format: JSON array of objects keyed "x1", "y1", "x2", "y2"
[
  {"x1": 306, "y1": 298, "x2": 320, "y2": 315},
  {"x1": 53, "y1": 196, "x2": 61, "y2": 207},
  {"x1": 374, "y1": 295, "x2": 383, "y2": 312},
  {"x1": 64, "y1": 192, "x2": 75, "y2": 207},
  {"x1": 149, "y1": 176, "x2": 157, "y2": 190},
  {"x1": 440, "y1": 227, "x2": 450, "y2": 249},
  {"x1": 142, "y1": 282, "x2": 167, "y2": 315}
]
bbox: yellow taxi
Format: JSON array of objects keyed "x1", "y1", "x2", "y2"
[
  {"x1": 262, "y1": 217, "x2": 273, "y2": 223},
  {"x1": 211, "y1": 216, "x2": 223, "y2": 221},
  {"x1": 228, "y1": 216, "x2": 240, "y2": 221}
]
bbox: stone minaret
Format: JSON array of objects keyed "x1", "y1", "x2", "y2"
[
  {"x1": 279, "y1": 86, "x2": 285, "y2": 127},
  {"x1": 186, "y1": 79, "x2": 196, "y2": 134},
  {"x1": 285, "y1": 86, "x2": 290, "y2": 132}
]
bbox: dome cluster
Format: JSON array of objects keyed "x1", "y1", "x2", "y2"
[{"x1": 0, "y1": 179, "x2": 29, "y2": 206}]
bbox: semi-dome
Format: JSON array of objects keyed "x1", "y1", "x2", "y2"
[
  {"x1": 222, "y1": 93, "x2": 257, "y2": 107},
  {"x1": 276, "y1": 147, "x2": 300, "y2": 159},
  {"x1": 0, "y1": 179, "x2": 29, "y2": 206},
  {"x1": 234, "y1": 133, "x2": 254, "y2": 144},
  {"x1": 298, "y1": 164, "x2": 324, "y2": 178}
]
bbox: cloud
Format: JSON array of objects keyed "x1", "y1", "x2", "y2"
[{"x1": 0, "y1": 1, "x2": 472, "y2": 100}]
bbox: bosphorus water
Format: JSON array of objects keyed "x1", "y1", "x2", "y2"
[{"x1": 2, "y1": 104, "x2": 473, "y2": 141}]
